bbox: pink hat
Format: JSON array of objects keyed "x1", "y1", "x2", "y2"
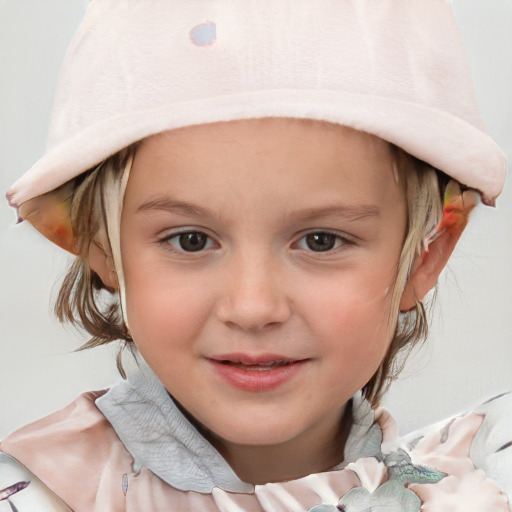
[{"x1": 6, "y1": 0, "x2": 506, "y2": 249}]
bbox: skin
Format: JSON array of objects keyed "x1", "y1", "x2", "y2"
[
  {"x1": 117, "y1": 118, "x2": 407, "y2": 483},
  {"x1": 98, "y1": 118, "x2": 472, "y2": 484}
]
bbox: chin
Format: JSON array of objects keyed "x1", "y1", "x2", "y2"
[{"x1": 204, "y1": 414, "x2": 305, "y2": 447}]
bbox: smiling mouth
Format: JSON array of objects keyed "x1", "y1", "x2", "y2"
[
  {"x1": 218, "y1": 360, "x2": 295, "y2": 371},
  {"x1": 208, "y1": 355, "x2": 308, "y2": 391}
]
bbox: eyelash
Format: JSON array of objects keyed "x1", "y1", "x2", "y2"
[
  {"x1": 159, "y1": 229, "x2": 353, "y2": 255},
  {"x1": 294, "y1": 230, "x2": 352, "y2": 253},
  {"x1": 161, "y1": 230, "x2": 217, "y2": 254}
]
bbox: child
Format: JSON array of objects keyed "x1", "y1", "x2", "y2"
[{"x1": 1, "y1": 1, "x2": 511, "y2": 511}]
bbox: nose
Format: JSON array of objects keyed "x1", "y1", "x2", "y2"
[{"x1": 216, "y1": 251, "x2": 292, "y2": 332}]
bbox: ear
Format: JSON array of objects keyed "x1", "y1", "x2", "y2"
[
  {"x1": 88, "y1": 239, "x2": 119, "y2": 291},
  {"x1": 400, "y1": 187, "x2": 480, "y2": 311}
]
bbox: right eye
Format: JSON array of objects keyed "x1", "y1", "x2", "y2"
[{"x1": 165, "y1": 231, "x2": 215, "y2": 252}]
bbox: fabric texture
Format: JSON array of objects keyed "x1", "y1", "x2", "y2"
[
  {"x1": 0, "y1": 453, "x2": 71, "y2": 511},
  {"x1": 7, "y1": 0, "x2": 506, "y2": 219},
  {"x1": 1, "y1": 362, "x2": 511, "y2": 512}
]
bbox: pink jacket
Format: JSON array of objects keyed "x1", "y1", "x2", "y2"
[{"x1": 1, "y1": 384, "x2": 511, "y2": 511}]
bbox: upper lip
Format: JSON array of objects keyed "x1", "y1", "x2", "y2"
[{"x1": 209, "y1": 353, "x2": 306, "y2": 365}]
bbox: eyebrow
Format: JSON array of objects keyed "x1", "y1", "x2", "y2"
[
  {"x1": 137, "y1": 197, "x2": 380, "y2": 222},
  {"x1": 137, "y1": 198, "x2": 215, "y2": 219},
  {"x1": 286, "y1": 204, "x2": 381, "y2": 223}
]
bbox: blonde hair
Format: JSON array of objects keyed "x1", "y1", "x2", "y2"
[
  {"x1": 55, "y1": 149, "x2": 135, "y2": 375},
  {"x1": 365, "y1": 148, "x2": 447, "y2": 403},
  {"x1": 55, "y1": 144, "x2": 448, "y2": 403}
]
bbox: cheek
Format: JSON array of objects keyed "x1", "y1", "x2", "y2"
[
  {"x1": 300, "y1": 266, "x2": 396, "y2": 368},
  {"x1": 123, "y1": 265, "x2": 213, "y2": 356}
]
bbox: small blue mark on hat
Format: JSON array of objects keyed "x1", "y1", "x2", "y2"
[{"x1": 190, "y1": 21, "x2": 217, "y2": 47}]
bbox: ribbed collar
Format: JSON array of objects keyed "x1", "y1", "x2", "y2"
[{"x1": 96, "y1": 359, "x2": 381, "y2": 494}]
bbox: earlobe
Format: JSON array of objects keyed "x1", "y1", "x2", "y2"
[
  {"x1": 400, "y1": 186, "x2": 480, "y2": 311},
  {"x1": 88, "y1": 240, "x2": 119, "y2": 290}
]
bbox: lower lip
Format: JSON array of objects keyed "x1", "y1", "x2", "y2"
[{"x1": 208, "y1": 359, "x2": 308, "y2": 392}]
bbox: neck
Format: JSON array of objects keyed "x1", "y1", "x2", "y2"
[{"x1": 205, "y1": 401, "x2": 353, "y2": 485}]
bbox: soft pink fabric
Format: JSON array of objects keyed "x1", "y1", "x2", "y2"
[
  {"x1": 1, "y1": 392, "x2": 128, "y2": 511},
  {"x1": 409, "y1": 412, "x2": 510, "y2": 511}
]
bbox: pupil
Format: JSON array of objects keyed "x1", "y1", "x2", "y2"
[
  {"x1": 179, "y1": 232, "x2": 207, "y2": 252},
  {"x1": 306, "y1": 233, "x2": 336, "y2": 252}
]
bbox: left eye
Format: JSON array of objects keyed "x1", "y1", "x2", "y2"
[
  {"x1": 296, "y1": 232, "x2": 346, "y2": 252},
  {"x1": 166, "y1": 231, "x2": 215, "y2": 252}
]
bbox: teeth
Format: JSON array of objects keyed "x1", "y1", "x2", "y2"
[{"x1": 223, "y1": 360, "x2": 291, "y2": 370}]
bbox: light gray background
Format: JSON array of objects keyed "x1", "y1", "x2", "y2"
[{"x1": 1, "y1": 0, "x2": 511, "y2": 439}]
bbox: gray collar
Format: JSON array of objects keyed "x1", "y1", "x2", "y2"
[{"x1": 96, "y1": 359, "x2": 381, "y2": 494}]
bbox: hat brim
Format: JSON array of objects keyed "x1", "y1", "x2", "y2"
[{"x1": 7, "y1": 90, "x2": 507, "y2": 212}]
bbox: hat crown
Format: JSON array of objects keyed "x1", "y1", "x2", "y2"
[{"x1": 51, "y1": 0, "x2": 484, "y2": 144}]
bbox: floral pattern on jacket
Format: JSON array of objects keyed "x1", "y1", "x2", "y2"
[{"x1": 307, "y1": 398, "x2": 511, "y2": 512}]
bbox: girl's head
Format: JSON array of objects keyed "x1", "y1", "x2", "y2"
[{"x1": 6, "y1": 0, "x2": 505, "y2": 449}]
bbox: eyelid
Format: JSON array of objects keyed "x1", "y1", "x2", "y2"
[
  {"x1": 293, "y1": 229, "x2": 355, "y2": 252},
  {"x1": 159, "y1": 228, "x2": 218, "y2": 253}
]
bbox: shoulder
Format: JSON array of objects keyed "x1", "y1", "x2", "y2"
[
  {"x1": 0, "y1": 452, "x2": 72, "y2": 511},
  {"x1": 471, "y1": 392, "x2": 512, "y2": 498},
  {"x1": 1, "y1": 390, "x2": 115, "y2": 468},
  {"x1": 1, "y1": 391, "x2": 132, "y2": 512},
  {"x1": 401, "y1": 391, "x2": 512, "y2": 505}
]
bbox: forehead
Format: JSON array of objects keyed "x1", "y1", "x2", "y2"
[
  {"x1": 127, "y1": 118, "x2": 402, "y2": 214},
  {"x1": 141, "y1": 118, "x2": 392, "y2": 159}
]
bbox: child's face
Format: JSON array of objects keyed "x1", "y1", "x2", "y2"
[{"x1": 120, "y1": 118, "x2": 407, "y2": 448}]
